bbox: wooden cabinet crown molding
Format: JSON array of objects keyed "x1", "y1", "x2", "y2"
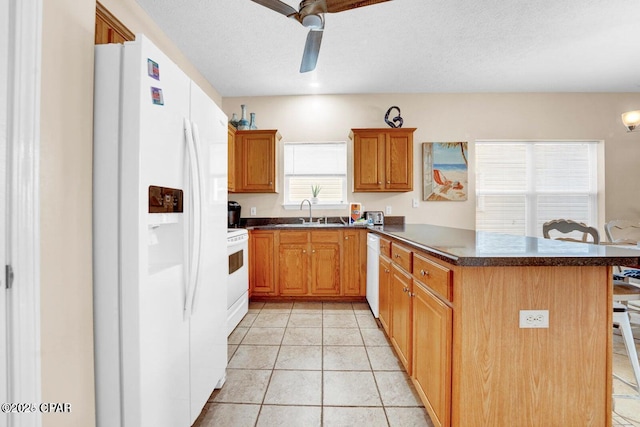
[{"x1": 95, "y1": 2, "x2": 134, "y2": 45}]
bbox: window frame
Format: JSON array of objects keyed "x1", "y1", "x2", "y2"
[
  {"x1": 282, "y1": 141, "x2": 348, "y2": 210},
  {"x1": 475, "y1": 140, "x2": 602, "y2": 237}
]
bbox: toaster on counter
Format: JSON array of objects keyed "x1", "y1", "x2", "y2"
[{"x1": 364, "y1": 211, "x2": 384, "y2": 226}]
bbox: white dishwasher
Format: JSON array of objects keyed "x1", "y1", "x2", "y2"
[{"x1": 366, "y1": 233, "x2": 380, "y2": 318}]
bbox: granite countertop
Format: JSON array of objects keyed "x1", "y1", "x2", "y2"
[{"x1": 374, "y1": 224, "x2": 640, "y2": 267}]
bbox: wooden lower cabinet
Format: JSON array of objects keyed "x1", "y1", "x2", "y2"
[
  {"x1": 378, "y1": 255, "x2": 391, "y2": 334},
  {"x1": 279, "y1": 240, "x2": 308, "y2": 296},
  {"x1": 250, "y1": 228, "x2": 366, "y2": 299},
  {"x1": 390, "y1": 263, "x2": 413, "y2": 374},
  {"x1": 412, "y1": 280, "x2": 452, "y2": 427},
  {"x1": 249, "y1": 231, "x2": 276, "y2": 296},
  {"x1": 341, "y1": 229, "x2": 364, "y2": 296}
]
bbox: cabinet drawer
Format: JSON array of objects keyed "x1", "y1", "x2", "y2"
[
  {"x1": 380, "y1": 237, "x2": 392, "y2": 258},
  {"x1": 391, "y1": 243, "x2": 412, "y2": 273},
  {"x1": 279, "y1": 231, "x2": 308, "y2": 244},
  {"x1": 413, "y1": 252, "x2": 451, "y2": 301},
  {"x1": 310, "y1": 230, "x2": 340, "y2": 243}
]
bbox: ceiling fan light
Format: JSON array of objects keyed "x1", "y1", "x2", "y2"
[
  {"x1": 302, "y1": 14, "x2": 322, "y2": 29},
  {"x1": 621, "y1": 110, "x2": 640, "y2": 132}
]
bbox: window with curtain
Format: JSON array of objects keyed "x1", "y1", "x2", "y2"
[
  {"x1": 283, "y1": 142, "x2": 347, "y2": 208},
  {"x1": 475, "y1": 141, "x2": 599, "y2": 237}
]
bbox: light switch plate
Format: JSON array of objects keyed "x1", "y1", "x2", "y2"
[
  {"x1": 385, "y1": 206, "x2": 392, "y2": 215},
  {"x1": 250, "y1": 207, "x2": 257, "y2": 216},
  {"x1": 412, "y1": 198, "x2": 419, "y2": 208}
]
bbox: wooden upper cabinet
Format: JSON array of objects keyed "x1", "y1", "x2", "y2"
[
  {"x1": 95, "y1": 2, "x2": 134, "y2": 45},
  {"x1": 351, "y1": 128, "x2": 415, "y2": 192},
  {"x1": 227, "y1": 125, "x2": 236, "y2": 192},
  {"x1": 232, "y1": 130, "x2": 280, "y2": 193}
]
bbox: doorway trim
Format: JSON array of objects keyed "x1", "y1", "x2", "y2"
[{"x1": 4, "y1": 0, "x2": 43, "y2": 425}]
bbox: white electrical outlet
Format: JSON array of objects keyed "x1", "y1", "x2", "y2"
[
  {"x1": 412, "y1": 198, "x2": 419, "y2": 208},
  {"x1": 250, "y1": 207, "x2": 257, "y2": 216},
  {"x1": 385, "y1": 205, "x2": 392, "y2": 215},
  {"x1": 519, "y1": 310, "x2": 549, "y2": 328}
]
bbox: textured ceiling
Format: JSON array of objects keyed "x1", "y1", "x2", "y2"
[{"x1": 134, "y1": 0, "x2": 640, "y2": 97}]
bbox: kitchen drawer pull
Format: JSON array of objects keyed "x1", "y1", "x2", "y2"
[{"x1": 420, "y1": 269, "x2": 429, "y2": 276}]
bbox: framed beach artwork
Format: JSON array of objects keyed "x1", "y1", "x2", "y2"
[{"x1": 423, "y1": 142, "x2": 468, "y2": 201}]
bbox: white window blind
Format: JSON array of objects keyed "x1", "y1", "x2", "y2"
[
  {"x1": 476, "y1": 141, "x2": 599, "y2": 237},
  {"x1": 284, "y1": 142, "x2": 347, "y2": 207}
]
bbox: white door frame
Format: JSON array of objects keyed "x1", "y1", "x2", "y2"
[{"x1": 2, "y1": 0, "x2": 42, "y2": 426}]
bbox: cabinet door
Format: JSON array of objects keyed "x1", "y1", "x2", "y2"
[
  {"x1": 279, "y1": 243, "x2": 308, "y2": 295},
  {"x1": 342, "y1": 230, "x2": 363, "y2": 296},
  {"x1": 378, "y1": 255, "x2": 392, "y2": 335},
  {"x1": 353, "y1": 131, "x2": 385, "y2": 191},
  {"x1": 250, "y1": 231, "x2": 276, "y2": 295},
  {"x1": 386, "y1": 130, "x2": 413, "y2": 191},
  {"x1": 390, "y1": 263, "x2": 413, "y2": 374},
  {"x1": 412, "y1": 281, "x2": 452, "y2": 427},
  {"x1": 310, "y1": 243, "x2": 340, "y2": 295},
  {"x1": 227, "y1": 125, "x2": 236, "y2": 192},
  {"x1": 237, "y1": 130, "x2": 277, "y2": 193}
]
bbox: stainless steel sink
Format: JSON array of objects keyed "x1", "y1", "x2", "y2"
[{"x1": 272, "y1": 223, "x2": 345, "y2": 228}]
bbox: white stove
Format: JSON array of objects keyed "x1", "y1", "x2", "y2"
[{"x1": 227, "y1": 228, "x2": 249, "y2": 335}]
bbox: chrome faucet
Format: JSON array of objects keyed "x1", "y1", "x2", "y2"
[{"x1": 300, "y1": 199, "x2": 312, "y2": 223}]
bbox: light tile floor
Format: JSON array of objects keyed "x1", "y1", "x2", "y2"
[
  {"x1": 194, "y1": 301, "x2": 433, "y2": 427},
  {"x1": 193, "y1": 301, "x2": 640, "y2": 427}
]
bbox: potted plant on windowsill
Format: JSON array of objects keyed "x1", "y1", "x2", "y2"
[{"x1": 311, "y1": 185, "x2": 321, "y2": 204}]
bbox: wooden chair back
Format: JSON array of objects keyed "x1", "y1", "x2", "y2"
[
  {"x1": 604, "y1": 219, "x2": 640, "y2": 245},
  {"x1": 542, "y1": 219, "x2": 600, "y2": 244}
]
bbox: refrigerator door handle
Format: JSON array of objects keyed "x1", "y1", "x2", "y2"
[
  {"x1": 183, "y1": 117, "x2": 202, "y2": 318},
  {"x1": 188, "y1": 120, "x2": 205, "y2": 315}
]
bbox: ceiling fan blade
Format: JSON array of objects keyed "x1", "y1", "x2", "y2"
[
  {"x1": 250, "y1": 0, "x2": 299, "y2": 18},
  {"x1": 325, "y1": 0, "x2": 390, "y2": 13},
  {"x1": 300, "y1": 29, "x2": 323, "y2": 73}
]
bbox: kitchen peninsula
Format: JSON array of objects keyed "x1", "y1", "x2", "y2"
[{"x1": 249, "y1": 223, "x2": 640, "y2": 427}]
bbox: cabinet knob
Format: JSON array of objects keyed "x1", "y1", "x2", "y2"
[
  {"x1": 269, "y1": 181, "x2": 273, "y2": 185},
  {"x1": 394, "y1": 254, "x2": 400, "y2": 259},
  {"x1": 303, "y1": 250, "x2": 306, "y2": 253},
  {"x1": 409, "y1": 292, "x2": 415, "y2": 298},
  {"x1": 378, "y1": 181, "x2": 381, "y2": 185},
  {"x1": 345, "y1": 236, "x2": 349, "y2": 240},
  {"x1": 387, "y1": 180, "x2": 390, "y2": 184},
  {"x1": 420, "y1": 269, "x2": 429, "y2": 276},
  {"x1": 384, "y1": 269, "x2": 390, "y2": 273},
  {"x1": 312, "y1": 249, "x2": 316, "y2": 253},
  {"x1": 402, "y1": 287, "x2": 408, "y2": 293}
]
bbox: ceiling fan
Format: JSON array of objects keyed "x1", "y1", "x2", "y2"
[{"x1": 250, "y1": 0, "x2": 391, "y2": 73}]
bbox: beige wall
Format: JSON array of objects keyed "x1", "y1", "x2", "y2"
[
  {"x1": 223, "y1": 93, "x2": 640, "y2": 231},
  {"x1": 39, "y1": 0, "x2": 222, "y2": 426}
]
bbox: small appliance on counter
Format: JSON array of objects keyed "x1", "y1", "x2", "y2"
[
  {"x1": 228, "y1": 201, "x2": 241, "y2": 228},
  {"x1": 364, "y1": 211, "x2": 385, "y2": 227}
]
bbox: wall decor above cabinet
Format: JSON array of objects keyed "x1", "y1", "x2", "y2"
[
  {"x1": 351, "y1": 128, "x2": 416, "y2": 192},
  {"x1": 229, "y1": 129, "x2": 281, "y2": 193}
]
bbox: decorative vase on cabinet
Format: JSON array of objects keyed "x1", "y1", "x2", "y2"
[{"x1": 238, "y1": 104, "x2": 250, "y2": 130}]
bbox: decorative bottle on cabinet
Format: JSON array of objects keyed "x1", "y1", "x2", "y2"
[{"x1": 238, "y1": 104, "x2": 249, "y2": 130}]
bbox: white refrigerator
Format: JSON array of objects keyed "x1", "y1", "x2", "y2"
[{"x1": 93, "y1": 35, "x2": 228, "y2": 427}]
